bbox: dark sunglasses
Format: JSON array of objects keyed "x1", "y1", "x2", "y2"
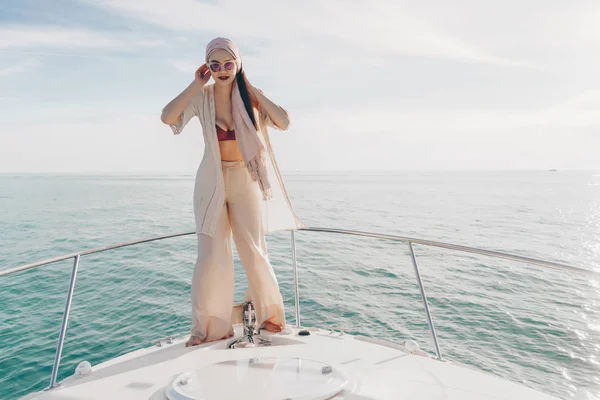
[{"x1": 209, "y1": 61, "x2": 235, "y2": 72}]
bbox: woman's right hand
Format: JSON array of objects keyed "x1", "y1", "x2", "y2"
[{"x1": 195, "y1": 64, "x2": 211, "y2": 86}]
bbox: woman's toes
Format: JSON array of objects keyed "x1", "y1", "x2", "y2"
[
  {"x1": 263, "y1": 321, "x2": 283, "y2": 332},
  {"x1": 186, "y1": 336, "x2": 203, "y2": 347}
]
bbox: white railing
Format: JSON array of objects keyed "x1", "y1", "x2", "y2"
[{"x1": 0, "y1": 227, "x2": 595, "y2": 391}]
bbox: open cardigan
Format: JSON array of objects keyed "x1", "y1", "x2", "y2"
[{"x1": 169, "y1": 83, "x2": 307, "y2": 237}]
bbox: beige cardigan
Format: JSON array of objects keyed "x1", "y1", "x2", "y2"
[{"x1": 169, "y1": 83, "x2": 307, "y2": 237}]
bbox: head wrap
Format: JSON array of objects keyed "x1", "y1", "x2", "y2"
[{"x1": 205, "y1": 37, "x2": 242, "y2": 69}]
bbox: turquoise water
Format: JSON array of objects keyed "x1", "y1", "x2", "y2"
[{"x1": 1, "y1": 171, "x2": 599, "y2": 399}]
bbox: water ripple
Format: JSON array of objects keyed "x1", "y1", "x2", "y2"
[{"x1": 2, "y1": 172, "x2": 600, "y2": 400}]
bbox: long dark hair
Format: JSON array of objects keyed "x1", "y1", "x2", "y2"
[{"x1": 236, "y1": 66, "x2": 258, "y2": 129}]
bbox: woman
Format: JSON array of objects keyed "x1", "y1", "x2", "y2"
[{"x1": 161, "y1": 37, "x2": 306, "y2": 347}]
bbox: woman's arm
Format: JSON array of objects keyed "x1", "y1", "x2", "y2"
[
  {"x1": 251, "y1": 87, "x2": 290, "y2": 130},
  {"x1": 161, "y1": 64, "x2": 210, "y2": 125}
]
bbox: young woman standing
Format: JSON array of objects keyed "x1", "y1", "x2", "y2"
[{"x1": 161, "y1": 37, "x2": 306, "y2": 347}]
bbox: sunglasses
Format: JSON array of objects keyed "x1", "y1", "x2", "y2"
[{"x1": 209, "y1": 61, "x2": 235, "y2": 72}]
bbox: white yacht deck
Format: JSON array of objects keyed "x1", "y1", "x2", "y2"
[{"x1": 23, "y1": 324, "x2": 559, "y2": 400}]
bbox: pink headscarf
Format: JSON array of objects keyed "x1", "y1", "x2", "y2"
[
  {"x1": 205, "y1": 37, "x2": 271, "y2": 200},
  {"x1": 205, "y1": 37, "x2": 241, "y2": 68}
]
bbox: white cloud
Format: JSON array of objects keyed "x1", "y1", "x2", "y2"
[
  {"x1": 0, "y1": 59, "x2": 41, "y2": 76},
  {"x1": 1, "y1": 1, "x2": 598, "y2": 172},
  {"x1": 399, "y1": 1, "x2": 600, "y2": 75},
  {"x1": 2, "y1": 89, "x2": 597, "y2": 174},
  {"x1": 169, "y1": 59, "x2": 198, "y2": 74},
  {"x1": 0, "y1": 25, "x2": 166, "y2": 50},
  {"x1": 82, "y1": 0, "x2": 539, "y2": 68},
  {"x1": 296, "y1": 91, "x2": 600, "y2": 141},
  {"x1": 0, "y1": 112, "x2": 206, "y2": 173}
]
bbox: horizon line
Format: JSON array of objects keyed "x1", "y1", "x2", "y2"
[{"x1": 0, "y1": 168, "x2": 598, "y2": 175}]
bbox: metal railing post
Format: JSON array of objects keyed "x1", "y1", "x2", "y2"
[
  {"x1": 408, "y1": 242, "x2": 443, "y2": 360},
  {"x1": 291, "y1": 230, "x2": 301, "y2": 328},
  {"x1": 47, "y1": 254, "x2": 81, "y2": 390}
]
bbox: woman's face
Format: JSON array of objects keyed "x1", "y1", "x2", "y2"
[{"x1": 207, "y1": 49, "x2": 238, "y2": 86}]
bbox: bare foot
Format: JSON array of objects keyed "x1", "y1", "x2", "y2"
[
  {"x1": 262, "y1": 321, "x2": 283, "y2": 333},
  {"x1": 221, "y1": 331, "x2": 234, "y2": 340},
  {"x1": 185, "y1": 335, "x2": 203, "y2": 347}
]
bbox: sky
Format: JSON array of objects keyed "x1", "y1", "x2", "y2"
[{"x1": 0, "y1": 0, "x2": 598, "y2": 173}]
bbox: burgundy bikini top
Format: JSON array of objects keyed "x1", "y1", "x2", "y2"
[{"x1": 216, "y1": 124, "x2": 236, "y2": 141}]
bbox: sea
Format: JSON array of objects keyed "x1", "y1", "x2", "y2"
[{"x1": 0, "y1": 171, "x2": 598, "y2": 400}]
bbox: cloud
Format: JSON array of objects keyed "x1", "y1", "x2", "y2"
[
  {"x1": 169, "y1": 59, "x2": 198, "y2": 74},
  {"x1": 0, "y1": 59, "x2": 41, "y2": 76},
  {"x1": 300, "y1": 90, "x2": 600, "y2": 139},
  {"x1": 0, "y1": 25, "x2": 166, "y2": 51},
  {"x1": 82, "y1": 0, "x2": 539, "y2": 69},
  {"x1": 1, "y1": 89, "x2": 598, "y2": 174},
  {"x1": 1, "y1": 0, "x2": 597, "y2": 172},
  {"x1": 0, "y1": 112, "x2": 206, "y2": 173}
]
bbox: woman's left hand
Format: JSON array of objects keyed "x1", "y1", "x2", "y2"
[{"x1": 249, "y1": 86, "x2": 290, "y2": 130}]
